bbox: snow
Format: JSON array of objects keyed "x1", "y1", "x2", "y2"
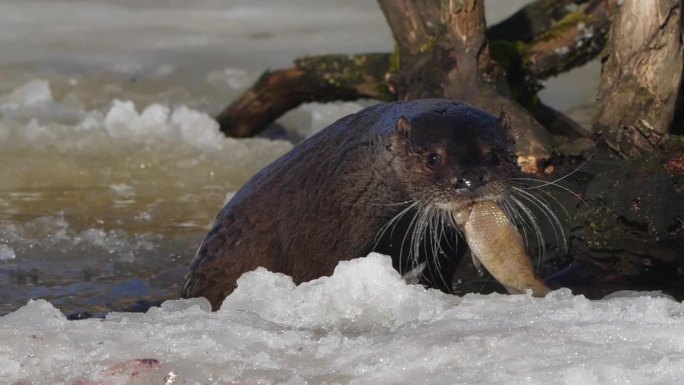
[
  {"x1": 0, "y1": 80, "x2": 237, "y2": 151},
  {"x1": 0, "y1": 215, "x2": 159, "y2": 263},
  {"x1": 304, "y1": 102, "x2": 371, "y2": 138},
  {"x1": 0, "y1": 245, "x2": 15, "y2": 261},
  {"x1": 205, "y1": 68, "x2": 251, "y2": 90},
  {"x1": 0, "y1": 79, "x2": 53, "y2": 107},
  {"x1": 1, "y1": 254, "x2": 683, "y2": 385},
  {"x1": 280, "y1": 101, "x2": 370, "y2": 139},
  {"x1": 102, "y1": 99, "x2": 225, "y2": 150}
]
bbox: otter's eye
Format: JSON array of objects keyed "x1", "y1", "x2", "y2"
[{"x1": 426, "y1": 153, "x2": 441, "y2": 168}]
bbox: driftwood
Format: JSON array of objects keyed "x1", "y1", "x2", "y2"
[
  {"x1": 216, "y1": 0, "x2": 617, "y2": 148},
  {"x1": 544, "y1": 138, "x2": 684, "y2": 298}
]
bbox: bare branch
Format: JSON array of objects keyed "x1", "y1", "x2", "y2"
[{"x1": 216, "y1": 54, "x2": 391, "y2": 137}]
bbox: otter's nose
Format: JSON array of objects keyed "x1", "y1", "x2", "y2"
[{"x1": 452, "y1": 170, "x2": 489, "y2": 191}]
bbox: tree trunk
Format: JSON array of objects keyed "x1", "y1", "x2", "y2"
[{"x1": 594, "y1": 0, "x2": 684, "y2": 157}]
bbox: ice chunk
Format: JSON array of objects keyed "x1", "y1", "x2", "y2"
[
  {"x1": 109, "y1": 183, "x2": 136, "y2": 197},
  {"x1": 1, "y1": 299, "x2": 66, "y2": 327},
  {"x1": 1, "y1": 215, "x2": 158, "y2": 260},
  {"x1": 0, "y1": 80, "x2": 53, "y2": 107},
  {"x1": 0, "y1": 80, "x2": 85, "y2": 127},
  {"x1": 102, "y1": 99, "x2": 224, "y2": 150},
  {"x1": 23, "y1": 118, "x2": 48, "y2": 141},
  {"x1": 0, "y1": 81, "x2": 289, "y2": 156},
  {"x1": 280, "y1": 101, "x2": 368, "y2": 139},
  {"x1": 171, "y1": 105, "x2": 223, "y2": 150},
  {"x1": 205, "y1": 67, "x2": 251, "y2": 89},
  {"x1": 303, "y1": 101, "x2": 366, "y2": 137},
  {"x1": 103, "y1": 99, "x2": 167, "y2": 139},
  {"x1": 0, "y1": 244, "x2": 15, "y2": 260},
  {"x1": 223, "y1": 191, "x2": 237, "y2": 205},
  {"x1": 221, "y1": 253, "x2": 452, "y2": 331}
]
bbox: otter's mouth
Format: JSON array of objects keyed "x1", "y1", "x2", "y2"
[{"x1": 434, "y1": 192, "x2": 504, "y2": 213}]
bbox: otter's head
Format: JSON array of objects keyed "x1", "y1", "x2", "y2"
[{"x1": 389, "y1": 107, "x2": 517, "y2": 213}]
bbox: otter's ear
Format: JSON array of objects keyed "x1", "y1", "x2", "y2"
[
  {"x1": 390, "y1": 116, "x2": 411, "y2": 152},
  {"x1": 395, "y1": 116, "x2": 412, "y2": 137},
  {"x1": 497, "y1": 112, "x2": 518, "y2": 144}
]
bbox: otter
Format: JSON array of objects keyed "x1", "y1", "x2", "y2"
[{"x1": 182, "y1": 99, "x2": 550, "y2": 310}]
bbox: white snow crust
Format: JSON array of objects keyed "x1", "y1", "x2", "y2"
[{"x1": 2, "y1": 254, "x2": 683, "y2": 385}]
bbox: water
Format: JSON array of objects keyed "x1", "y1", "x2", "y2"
[
  {"x1": 0, "y1": 0, "x2": 599, "y2": 317},
  {"x1": 0, "y1": 78, "x2": 298, "y2": 315}
]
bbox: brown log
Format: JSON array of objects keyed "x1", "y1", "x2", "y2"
[
  {"x1": 544, "y1": 138, "x2": 684, "y2": 299},
  {"x1": 216, "y1": 54, "x2": 391, "y2": 137},
  {"x1": 594, "y1": 0, "x2": 683, "y2": 157}
]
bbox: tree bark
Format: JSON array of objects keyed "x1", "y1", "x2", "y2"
[
  {"x1": 594, "y1": 0, "x2": 684, "y2": 157},
  {"x1": 216, "y1": 54, "x2": 391, "y2": 137}
]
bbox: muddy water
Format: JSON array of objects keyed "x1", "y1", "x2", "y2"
[
  {"x1": 0, "y1": 0, "x2": 598, "y2": 316},
  {"x1": 0, "y1": 80, "x2": 295, "y2": 315}
]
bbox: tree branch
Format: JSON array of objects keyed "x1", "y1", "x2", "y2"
[
  {"x1": 487, "y1": 0, "x2": 589, "y2": 42},
  {"x1": 216, "y1": 54, "x2": 391, "y2": 137},
  {"x1": 524, "y1": 0, "x2": 619, "y2": 79}
]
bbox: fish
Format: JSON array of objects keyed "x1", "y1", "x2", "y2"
[{"x1": 463, "y1": 201, "x2": 551, "y2": 296}]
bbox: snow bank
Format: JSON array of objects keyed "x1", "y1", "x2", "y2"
[{"x1": 2, "y1": 254, "x2": 683, "y2": 385}]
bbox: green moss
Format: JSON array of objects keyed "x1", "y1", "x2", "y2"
[
  {"x1": 489, "y1": 40, "x2": 528, "y2": 72},
  {"x1": 536, "y1": 12, "x2": 594, "y2": 42},
  {"x1": 389, "y1": 44, "x2": 401, "y2": 74},
  {"x1": 296, "y1": 54, "x2": 371, "y2": 84},
  {"x1": 294, "y1": 53, "x2": 393, "y2": 100},
  {"x1": 372, "y1": 83, "x2": 393, "y2": 102},
  {"x1": 489, "y1": 40, "x2": 541, "y2": 110},
  {"x1": 418, "y1": 37, "x2": 438, "y2": 54},
  {"x1": 521, "y1": 93, "x2": 541, "y2": 112}
]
